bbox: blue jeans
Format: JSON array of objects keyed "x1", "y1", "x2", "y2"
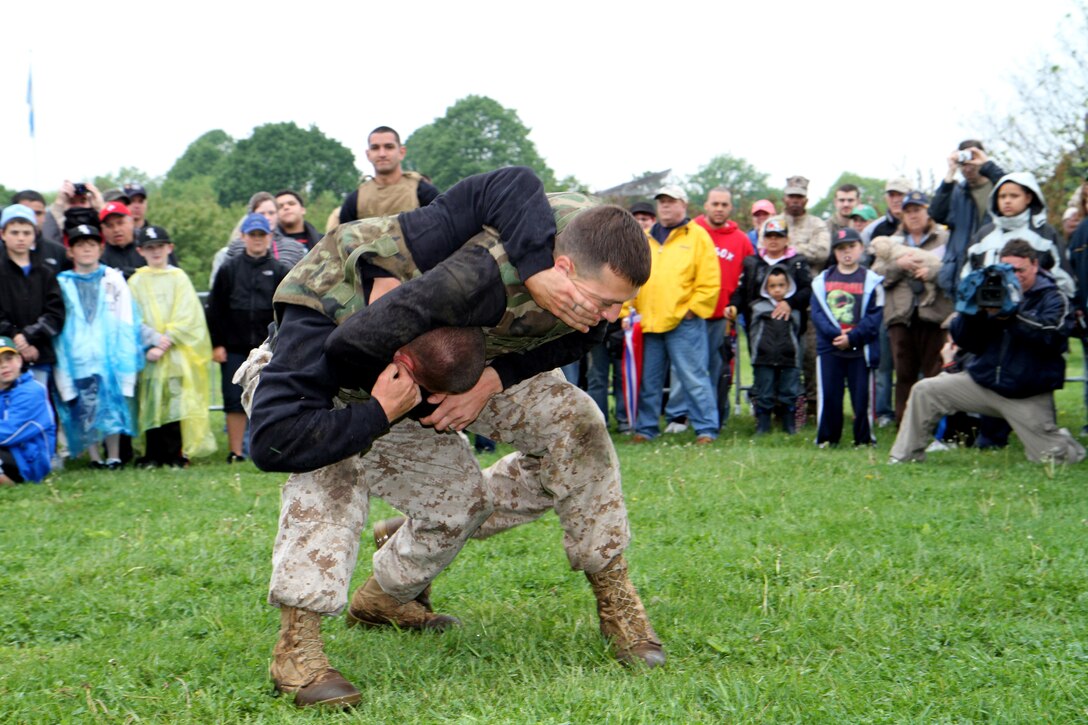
[
  {"x1": 665, "y1": 317, "x2": 728, "y2": 426},
  {"x1": 635, "y1": 317, "x2": 719, "y2": 439},
  {"x1": 751, "y1": 365, "x2": 800, "y2": 413},
  {"x1": 875, "y1": 324, "x2": 894, "y2": 419},
  {"x1": 586, "y1": 342, "x2": 625, "y2": 427},
  {"x1": 560, "y1": 360, "x2": 581, "y2": 385}
]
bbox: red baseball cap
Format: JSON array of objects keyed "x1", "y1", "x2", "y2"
[
  {"x1": 751, "y1": 199, "x2": 776, "y2": 216},
  {"x1": 99, "y1": 201, "x2": 131, "y2": 221}
]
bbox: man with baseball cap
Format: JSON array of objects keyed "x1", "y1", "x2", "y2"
[
  {"x1": 863, "y1": 177, "x2": 911, "y2": 243},
  {"x1": 98, "y1": 201, "x2": 176, "y2": 278},
  {"x1": 747, "y1": 199, "x2": 776, "y2": 245},
  {"x1": 628, "y1": 201, "x2": 656, "y2": 232},
  {"x1": 626, "y1": 185, "x2": 721, "y2": 443},
  {"x1": 848, "y1": 204, "x2": 878, "y2": 234},
  {"x1": 123, "y1": 183, "x2": 151, "y2": 231}
]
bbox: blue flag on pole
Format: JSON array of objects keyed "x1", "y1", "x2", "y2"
[{"x1": 27, "y1": 67, "x2": 35, "y2": 138}]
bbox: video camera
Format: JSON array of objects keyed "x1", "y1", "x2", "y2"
[{"x1": 955, "y1": 263, "x2": 1023, "y2": 316}]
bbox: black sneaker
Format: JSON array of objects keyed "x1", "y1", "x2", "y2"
[
  {"x1": 134, "y1": 457, "x2": 160, "y2": 469},
  {"x1": 89, "y1": 460, "x2": 109, "y2": 470},
  {"x1": 169, "y1": 456, "x2": 191, "y2": 469},
  {"x1": 226, "y1": 452, "x2": 246, "y2": 464},
  {"x1": 105, "y1": 458, "x2": 123, "y2": 470}
]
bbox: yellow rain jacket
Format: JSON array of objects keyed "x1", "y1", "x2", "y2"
[
  {"x1": 128, "y1": 267, "x2": 216, "y2": 458},
  {"x1": 623, "y1": 222, "x2": 720, "y2": 333}
]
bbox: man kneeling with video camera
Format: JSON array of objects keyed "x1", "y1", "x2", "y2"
[{"x1": 890, "y1": 239, "x2": 1085, "y2": 464}]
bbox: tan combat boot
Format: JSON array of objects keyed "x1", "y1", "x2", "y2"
[
  {"x1": 345, "y1": 576, "x2": 460, "y2": 631},
  {"x1": 372, "y1": 516, "x2": 432, "y2": 611},
  {"x1": 585, "y1": 555, "x2": 666, "y2": 668},
  {"x1": 269, "y1": 606, "x2": 361, "y2": 708}
]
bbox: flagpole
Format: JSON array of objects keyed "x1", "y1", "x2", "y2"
[{"x1": 28, "y1": 50, "x2": 37, "y2": 186}]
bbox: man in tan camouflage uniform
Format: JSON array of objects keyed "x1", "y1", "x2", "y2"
[
  {"x1": 248, "y1": 167, "x2": 664, "y2": 709},
  {"x1": 781, "y1": 175, "x2": 831, "y2": 419}
]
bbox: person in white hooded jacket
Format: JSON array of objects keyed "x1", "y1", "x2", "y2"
[{"x1": 961, "y1": 171, "x2": 1076, "y2": 299}]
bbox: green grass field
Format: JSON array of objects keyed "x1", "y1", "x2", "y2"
[{"x1": 1, "y1": 359, "x2": 1085, "y2": 723}]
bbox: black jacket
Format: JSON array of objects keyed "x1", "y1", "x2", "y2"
[
  {"x1": 0, "y1": 255, "x2": 65, "y2": 366},
  {"x1": 277, "y1": 220, "x2": 324, "y2": 251},
  {"x1": 207, "y1": 252, "x2": 289, "y2": 353},
  {"x1": 730, "y1": 250, "x2": 813, "y2": 324},
  {"x1": 951, "y1": 271, "x2": 1072, "y2": 398}
]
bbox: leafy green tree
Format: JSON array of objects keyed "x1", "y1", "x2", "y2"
[
  {"x1": 166, "y1": 130, "x2": 235, "y2": 185},
  {"x1": 809, "y1": 172, "x2": 889, "y2": 218},
  {"x1": 93, "y1": 167, "x2": 156, "y2": 194},
  {"x1": 684, "y1": 154, "x2": 774, "y2": 212},
  {"x1": 149, "y1": 176, "x2": 240, "y2": 290},
  {"x1": 556, "y1": 175, "x2": 590, "y2": 194},
  {"x1": 405, "y1": 95, "x2": 557, "y2": 191},
  {"x1": 213, "y1": 122, "x2": 358, "y2": 207},
  {"x1": 983, "y1": 1, "x2": 1088, "y2": 219}
]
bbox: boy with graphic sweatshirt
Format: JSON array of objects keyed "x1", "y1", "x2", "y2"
[{"x1": 810, "y1": 228, "x2": 884, "y2": 447}]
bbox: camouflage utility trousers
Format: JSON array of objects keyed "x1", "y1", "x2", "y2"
[{"x1": 268, "y1": 370, "x2": 631, "y2": 615}]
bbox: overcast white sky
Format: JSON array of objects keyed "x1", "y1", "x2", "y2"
[{"x1": 0, "y1": 0, "x2": 1076, "y2": 204}]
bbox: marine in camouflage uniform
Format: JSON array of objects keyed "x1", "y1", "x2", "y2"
[{"x1": 249, "y1": 167, "x2": 664, "y2": 708}]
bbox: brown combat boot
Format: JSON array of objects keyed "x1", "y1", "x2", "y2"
[
  {"x1": 585, "y1": 555, "x2": 666, "y2": 668},
  {"x1": 345, "y1": 576, "x2": 460, "y2": 631},
  {"x1": 372, "y1": 516, "x2": 432, "y2": 611},
  {"x1": 269, "y1": 606, "x2": 361, "y2": 708}
]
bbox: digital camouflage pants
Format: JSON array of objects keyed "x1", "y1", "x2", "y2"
[{"x1": 266, "y1": 370, "x2": 631, "y2": 616}]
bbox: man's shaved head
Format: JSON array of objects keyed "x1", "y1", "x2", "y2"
[{"x1": 397, "y1": 327, "x2": 486, "y2": 394}]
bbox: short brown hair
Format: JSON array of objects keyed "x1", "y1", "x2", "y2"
[
  {"x1": 400, "y1": 327, "x2": 485, "y2": 394},
  {"x1": 999, "y1": 239, "x2": 1038, "y2": 262},
  {"x1": 555, "y1": 205, "x2": 651, "y2": 286}
]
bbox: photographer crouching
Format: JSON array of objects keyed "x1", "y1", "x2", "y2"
[{"x1": 889, "y1": 239, "x2": 1084, "y2": 464}]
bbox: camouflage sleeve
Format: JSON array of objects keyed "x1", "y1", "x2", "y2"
[{"x1": 400, "y1": 166, "x2": 556, "y2": 280}]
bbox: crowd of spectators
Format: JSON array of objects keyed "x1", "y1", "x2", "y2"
[{"x1": 1, "y1": 135, "x2": 1085, "y2": 480}]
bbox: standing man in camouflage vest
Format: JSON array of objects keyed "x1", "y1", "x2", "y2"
[
  {"x1": 249, "y1": 167, "x2": 663, "y2": 708},
  {"x1": 337, "y1": 126, "x2": 441, "y2": 225}
]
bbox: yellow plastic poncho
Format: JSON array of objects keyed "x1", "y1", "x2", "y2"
[{"x1": 128, "y1": 266, "x2": 217, "y2": 458}]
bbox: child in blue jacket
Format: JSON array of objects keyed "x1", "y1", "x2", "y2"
[
  {"x1": 0, "y1": 336, "x2": 56, "y2": 484},
  {"x1": 811, "y1": 229, "x2": 884, "y2": 447}
]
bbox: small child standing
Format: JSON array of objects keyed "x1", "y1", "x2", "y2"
[
  {"x1": 53, "y1": 224, "x2": 144, "y2": 469},
  {"x1": 207, "y1": 213, "x2": 289, "y2": 463},
  {"x1": 128, "y1": 226, "x2": 216, "y2": 467},
  {"x1": 745, "y1": 265, "x2": 804, "y2": 434},
  {"x1": 810, "y1": 228, "x2": 884, "y2": 447}
]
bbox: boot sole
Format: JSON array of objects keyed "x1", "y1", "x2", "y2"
[
  {"x1": 273, "y1": 682, "x2": 362, "y2": 709},
  {"x1": 345, "y1": 607, "x2": 459, "y2": 631}
]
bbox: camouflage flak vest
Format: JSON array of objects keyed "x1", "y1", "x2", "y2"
[
  {"x1": 275, "y1": 191, "x2": 600, "y2": 362},
  {"x1": 355, "y1": 172, "x2": 422, "y2": 219}
]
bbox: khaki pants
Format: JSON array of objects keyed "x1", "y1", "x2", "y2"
[
  {"x1": 267, "y1": 370, "x2": 631, "y2": 615},
  {"x1": 890, "y1": 371, "x2": 1085, "y2": 464}
]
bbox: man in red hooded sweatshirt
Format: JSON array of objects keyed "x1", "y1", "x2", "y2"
[{"x1": 666, "y1": 186, "x2": 754, "y2": 430}]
